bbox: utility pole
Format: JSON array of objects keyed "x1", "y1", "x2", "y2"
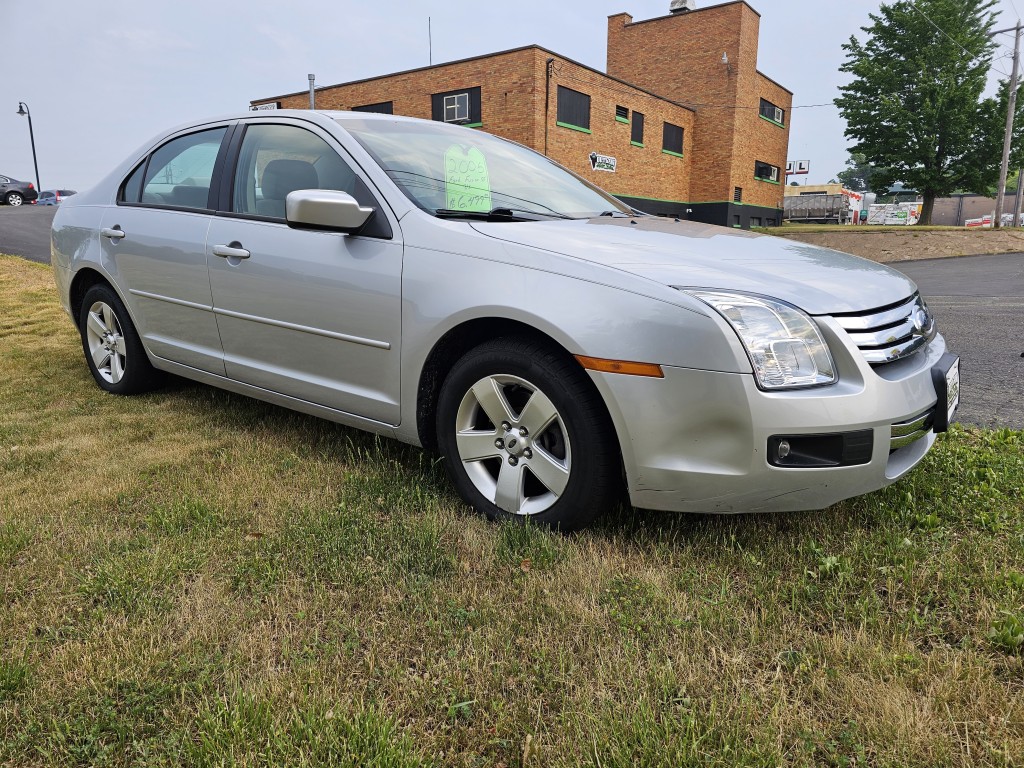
[
  {"x1": 993, "y1": 22, "x2": 1022, "y2": 229},
  {"x1": 308, "y1": 74, "x2": 316, "y2": 110},
  {"x1": 1014, "y1": 166, "x2": 1024, "y2": 226}
]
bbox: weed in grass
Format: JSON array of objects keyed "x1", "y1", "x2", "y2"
[
  {"x1": 0, "y1": 657, "x2": 31, "y2": 701},
  {"x1": 988, "y1": 612, "x2": 1024, "y2": 654},
  {"x1": 0, "y1": 520, "x2": 31, "y2": 566},
  {"x1": 187, "y1": 694, "x2": 429, "y2": 767},
  {"x1": 78, "y1": 541, "x2": 198, "y2": 615},
  {"x1": 494, "y1": 519, "x2": 565, "y2": 571},
  {"x1": 147, "y1": 496, "x2": 225, "y2": 536}
]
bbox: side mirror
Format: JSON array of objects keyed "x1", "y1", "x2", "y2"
[{"x1": 285, "y1": 189, "x2": 374, "y2": 234}]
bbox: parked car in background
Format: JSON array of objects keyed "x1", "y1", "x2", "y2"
[
  {"x1": 50, "y1": 111, "x2": 960, "y2": 531},
  {"x1": 34, "y1": 189, "x2": 77, "y2": 206},
  {"x1": 0, "y1": 175, "x2": 38, "y2": 206}
]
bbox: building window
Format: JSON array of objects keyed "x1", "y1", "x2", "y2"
[
  {"x1": 733, "y1": 215, "x2": 742, "y2": 227},
  {"x1": 755, "y1": 161, "x2": 780, "y2": 183},
  {"x1": 662, "y1": 122, "x2": 684, "y2": 157},
  {"x1": 431, "y1": 86, "x2": 482, "y2": 126},
  {"x1": 352, "y1": 101, "x2": 394, "y2": 114},
  {"x1": 751, "y1": 217, "x2": 762, "y2": 227},
  {"x1": 557, "y1": 86, "x2": 591, "y2": 132},
  {"x1": 759, "y1": 98, "x2": 785, "y2": 126},
  {"x1": 734, "y1": 187, "x2": 743, "y2": 203},
  {"x1": 631, "y1": 111, "x2": 645, "y2": 146},
  {"x1": 615, "y1": 105, "x2": 630, "y2": 123},
  {"x1": 444, "y1": 94, "x2": 469, "y2": 122}
]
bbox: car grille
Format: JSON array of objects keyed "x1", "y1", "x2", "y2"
[{"x1": 831, "y1": 293, "x2": 936, "y2": 365}]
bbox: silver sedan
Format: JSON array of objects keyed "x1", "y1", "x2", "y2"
[{"x1": 51, "y1": 111, "x2": 959, "y2": 530}]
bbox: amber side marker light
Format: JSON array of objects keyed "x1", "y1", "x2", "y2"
[{"x1": 575, "y1": 355, "x2": 664, "y2": 378}]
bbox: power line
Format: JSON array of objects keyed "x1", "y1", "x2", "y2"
[{"x1": 909, "y1": 2, "x2": 1012, "y2": 78}]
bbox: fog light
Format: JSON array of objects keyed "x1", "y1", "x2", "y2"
[
  {"x1": 767, "y1": 431, "x2": 873, "y2": 468},
  {"x1": 776, "y1": 439, "x2": 791, "y2": 460}
]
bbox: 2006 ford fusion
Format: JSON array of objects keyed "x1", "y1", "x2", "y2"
[{"x1": 51, "y1": 111, "x2": 960, "y2": 530}]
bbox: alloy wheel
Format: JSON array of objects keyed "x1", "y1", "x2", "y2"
[
  {"x1": 453, "y1": 374, "x2": 572, "y2": 516},
  {"x1": 85, "y1": 301, "x2": 127, "y2": 384}
]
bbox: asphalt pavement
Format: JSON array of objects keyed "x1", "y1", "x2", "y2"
[
  {"x1": 1, "y1": 206, "x2": 1021, "y2": 429},
  {"x1": 0, "y1": 205, "x2": 56, "y2": 264},
  {"x1": 890, "y1": 253, "x2": 1024, "y2": 430}
]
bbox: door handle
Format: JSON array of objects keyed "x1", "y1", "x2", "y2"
[
  {"x1": 212, "y1": 243, "x2": 251, "y2": 260},
  {"x1": 101, "y1": 227, "x2": 125, "y2": 241}
]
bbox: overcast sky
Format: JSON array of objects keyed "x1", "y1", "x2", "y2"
[{"x1": 2, "y1": 0, "x2": 1023, "y2": 192}]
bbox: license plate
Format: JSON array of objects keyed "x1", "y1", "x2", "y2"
[
  {"x1": 944, "y1": 358, "x2": 960, "y2": 424},
  {"x1": 931, "y1": 353, "x2": 960, "y2": 432}
]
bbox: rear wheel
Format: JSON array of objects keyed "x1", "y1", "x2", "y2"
[
  {"x1": 5, "y1": 192, "x2": 24, "y2": 206},
  {"x1": 436, "y1": 337, "x2": 619, "y2": 531},
  {"x1": 78, "y1": 284, "x2": 162, "y2": 394}
]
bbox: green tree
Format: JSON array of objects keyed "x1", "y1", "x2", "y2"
[
  {"x1": 836, "y1": 153, "x2": 877, "y2": 192},
  {"x1": 835, "y1": 0, "x2": 999, "y2": 224}
]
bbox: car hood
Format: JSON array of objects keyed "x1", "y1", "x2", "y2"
[{"x1": 470, "y1": 217, "x2": 917, "y2": 315}]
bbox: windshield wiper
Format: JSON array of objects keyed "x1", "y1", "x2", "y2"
[{"x1": 434, "y1": 207, "x2": 575, "y2": 221}]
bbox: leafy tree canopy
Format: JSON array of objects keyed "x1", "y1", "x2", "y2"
[{"x1": 835, "y1": 0, "x2": 1004, "y2": 222}]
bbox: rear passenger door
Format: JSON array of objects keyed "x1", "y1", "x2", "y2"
[{"x1": 101, "y1": 125, "x2": 231, "y2": 375}]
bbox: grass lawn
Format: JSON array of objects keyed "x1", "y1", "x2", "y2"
[{"x1": 1, "y1": 254, "x2": 1022, "y2": 767}]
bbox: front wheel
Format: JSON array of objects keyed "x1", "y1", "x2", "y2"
[
  {"x1": 78, "y1": 284, "x2": 162, "y2": 394},
  {"x1": 5, "y1": 192, "x2": 24, "y2": 206},
  {"x1": 436, "y1": 338, "x2": 620, "y2": 531}
]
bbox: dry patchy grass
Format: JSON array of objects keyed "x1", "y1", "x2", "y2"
[{"x1": 0, "y1": 254, "x2": 1022, "y2": 767}]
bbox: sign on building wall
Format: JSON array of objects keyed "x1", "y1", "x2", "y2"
[
  {"x1": 589, "y1": 152, "x2": 617, "y2": 172},
  {"x1": 251, "y1": 102, "x2": 280, "y2": 111},
  {"x1": 786, "y1": 160, "x2": 810, "y2": 175}
]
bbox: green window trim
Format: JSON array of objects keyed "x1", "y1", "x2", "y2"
[
  {"x1": 662, "y1": 149, "x2": 684, "y2": 158},
  {"x1": 759, "y1": 115, "x2": 785, "y2": 128},
  {"x1": 463, "y1": 122, "x2": 483, "y2": 129},
  {"x1": 755, "y1": 176, "x2": 781, "y2": 185},
  {"x1": 630, "y1": 141, "x2": 645, "y2": 148},
  {"x1": 556, "y1": 121, "x2": 592, "y2": 134},
  {"x1": 615, "y1": 116, "x2": 630, "y2": 124}
]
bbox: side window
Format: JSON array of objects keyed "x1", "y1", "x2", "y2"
[
  {"x1": 140, "y1": 127, "x2": 226, "y2": 209},
  {"x1": 631, "y1": 111, "x2": 645, "y2": 145},
  {"x1": 230, "y1": 123, "x2": 390, "y2": 237},
  {"x1": 120, "y1": 162, "x2": 146, "y2": 203}
]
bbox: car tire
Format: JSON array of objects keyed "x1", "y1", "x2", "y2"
[
  {"x1": 436, "y1": 337, "x2": 620, "y2": 531},
  {"x1": 78, "y1": 284, "x2": 162, "y2": 395},
  {"x1": 5, "y1": 192, "x2": 24, "y2": 206}
]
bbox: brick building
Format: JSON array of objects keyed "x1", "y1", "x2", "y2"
[{"x1": 251, "y1": 0, "x2": 791, "y2": 229}]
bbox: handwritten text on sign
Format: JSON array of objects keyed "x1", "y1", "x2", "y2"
[{"x1": 445, "y1": 146, "x2": 492, "y2": 212}]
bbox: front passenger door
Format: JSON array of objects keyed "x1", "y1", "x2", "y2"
[{"x1": 206, "y1": 121, "x2": 403, "y2": 425}]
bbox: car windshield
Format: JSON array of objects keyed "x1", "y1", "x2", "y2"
[{"x1": 339, "y1": 118, "x2": 632, "y2": 220}]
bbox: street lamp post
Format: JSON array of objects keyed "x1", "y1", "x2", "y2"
[{"x1": 16, "y1": 102, "x2": 41, "y2": 193}]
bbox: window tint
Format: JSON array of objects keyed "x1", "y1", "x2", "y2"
[
  {"x1": 120, "y1": 162, "x2": 146, "y2": 203},
  {"x1": 556, "y1": 86, "x2": 591, "y2": 131},
  {"x1": 662, "y1": 122, "x2": 684, "y2": 155},
  {"x1": 140, "y1": 128, "x2": 226, "y2": 208},
  {"x1": 231, "y1": 123, "x2": 382, "y2": 227},
  {"x1": 431, "y1": 87, "x2": 481, "y2": 125},
  {"x1": 631, "y1": 111, "x2": 645, "y2": 145},
  {"x1": 352, "y1": 101, "x2": 394, "y2": 115}
]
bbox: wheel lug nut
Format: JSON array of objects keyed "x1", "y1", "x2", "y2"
[
  {"x1": 524, "y1": 449, "x2": 533, "y2": 459},
  {"x1": 495, "y1": 438, "x2": 504, "y2": 449},
  {"x1": 519, "y1": 427, "x2": 528, "y2": 437},
  {"x1": 508, "y1": 456, "x2": 518, "y2": 466},
  {"x1": 501, "y1": 421, "x2": 512, "y2": 431}
]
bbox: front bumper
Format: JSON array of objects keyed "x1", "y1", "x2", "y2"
[{"x1": 590, "y1": 325, "x2": 951, "y2": 514}]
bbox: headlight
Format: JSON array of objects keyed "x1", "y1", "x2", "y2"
[{"x1": 682, "y1": 290, "x2": 837, "y2": 390}]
